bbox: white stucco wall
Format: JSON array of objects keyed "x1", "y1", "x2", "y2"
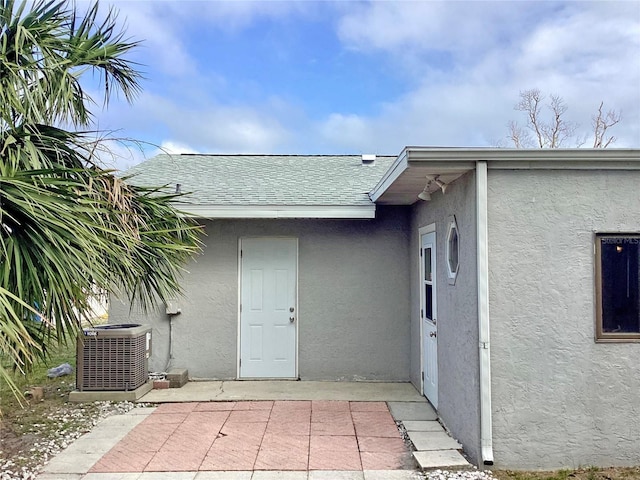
[
  {"x1": 110, "y1": 206, "x2": 412, "y2": 381},
  {"x1": 488, "y1": 169, "x2": 640, "y2": 469},
  {"x1": 410, "y1": 170, "x2": 481, "y2": 465}
]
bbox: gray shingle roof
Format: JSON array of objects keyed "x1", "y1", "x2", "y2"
[{"x1": 125, "y1": 154, "x2": 395, "y2": 207}]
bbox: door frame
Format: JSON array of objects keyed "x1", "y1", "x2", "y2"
[
  {"x1": 236, "y1": 236, "x2": 299, "y2": 379},
  {"x1": 418, "y1": 224, "x2": 437, "y2": 405}
]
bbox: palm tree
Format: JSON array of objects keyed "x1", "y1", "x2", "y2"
[{"x1": 0, "y1": 0, "x2": 201, "y2": 400}]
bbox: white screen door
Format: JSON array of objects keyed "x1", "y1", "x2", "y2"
[
  {"x1": 421, "y1": 231, "x2": 438, "y2": 408},
  {"x1": 240, "y1": 237, "x2": 297, "y2": 378}
]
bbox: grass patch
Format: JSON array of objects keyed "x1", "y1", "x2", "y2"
[
  {"x1": 494, "y1": 467, "x2": 640, "y2": 480},
  {"x1": 1, "y1": 340, "x2": 78, "y2": 459},
  {"x1": 0, "y1": 339, "x2": 103, "y2": 475},
  {"x1": 0, "y1": 339, "x2": 77, "y2": 414}
]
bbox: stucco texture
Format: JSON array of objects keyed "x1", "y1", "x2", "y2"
[
  {"x1": 410, "y1": 170, "x2": 481, "y2": 465},
  {"x1": 110, "y1": 206, "x2": 411, "y2": 382},
  {"x1": 488, "y1": 169, "x2": 640, "y2": 469}
]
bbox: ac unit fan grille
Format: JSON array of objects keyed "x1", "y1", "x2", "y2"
[{"x1": 80, "y1": 335, "x2": 148, "y2": 391}]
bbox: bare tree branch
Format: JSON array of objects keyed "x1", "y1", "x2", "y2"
[
  {"x1": 593, "y1": 101, "x2": 621, "y2": 148},
  {"x1": 516, "y1": 89, "x2": 545, "y2": 147},
  {"x1": 508, "y1": 120, "x2": 532, "y2": 148},
  {"x1": 506, "y1": 89, "x2": 620, "y2": 148}
]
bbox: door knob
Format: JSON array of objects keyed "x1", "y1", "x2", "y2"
[
  {"x1": 429, "y1": 331, "x2": 437, "y2": 337},
  {"x1": 289, "y1": 317, "x2": 295, "y2": 323}
]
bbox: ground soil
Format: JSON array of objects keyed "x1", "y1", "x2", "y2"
[{"x1": 494, "y1": 467, "x2": 640, "y2": 480}]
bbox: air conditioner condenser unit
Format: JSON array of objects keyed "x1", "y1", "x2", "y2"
[{"x1": 76, "y1": 324, "x2": 151, "y2": 391}]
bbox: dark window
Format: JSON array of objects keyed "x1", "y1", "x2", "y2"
[
  {"x1": 596, "y1": 234, "x2": 640, "y2": 341},
  {"x1": 424, "y1": 246, "x2": 433, "y2": 321}
]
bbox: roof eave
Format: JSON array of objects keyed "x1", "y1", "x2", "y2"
[
  {"x1": 369, "y1": 147, "x2": 640, "y2": 204},
  {"x1": 400, "y1": 146, "x2": 640, "y2": 163},
  {"x1": 179, "y1": 205, "x2": 377, "y2": 219}
]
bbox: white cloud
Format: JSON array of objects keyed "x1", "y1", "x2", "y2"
[
  {"x1": 323, "y1": 1, "x2": 640, "y2": 150},
  {"x1": 319, "y1": 113, "x2": 375, "y2": 151},
  {"x1": 138, "y1": 93, "x2": 292, "y2": 153},
  {"x1": 156, "y1": 141, "x2": 199, "y2": 155},
  {"x1": 336, "y1": 1, "x2": 535, "y2": 59},
  {"x1": 110, "y1": 2, "x2": 197, "y2": 77},
  {"x1": 88, "y1": 0, "x2": 639, "y2": 162}
]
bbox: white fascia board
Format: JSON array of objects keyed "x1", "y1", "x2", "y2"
[
  {"x1": 486, "y1": 160, "x2": 640, "y2": 170},
  {"x1": 179, "y1": 205, "x2": 376, "y2": 219},
  {"x1": 402, "y1": 146, "x2": 639, "y2": 161},
  {"x1": 401, "y1": 147, "x2": 640, "y2": 166},
  {"x1": 369, "y1": 152, "x2": 409, "y2": 202}
]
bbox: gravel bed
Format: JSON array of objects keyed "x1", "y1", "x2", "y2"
[
  {"x1": 426, "y1": 469, "x2": 496, "y2": 480},
  {"x1": 396, "y1": 421, "x2": 496, "y2": 480},
  {"x1": 0, "y1": 400, "x2": 149, "y2": 480}
]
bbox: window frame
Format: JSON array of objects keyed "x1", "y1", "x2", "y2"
[
  {"x1": 446, "y1": 216, "x2": 459, "y2": 285},
  {"x1": 595, "y1": 233, "x2": 640, "y2": 343}
]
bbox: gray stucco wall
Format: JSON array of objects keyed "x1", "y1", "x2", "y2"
[
  {"x1": 409, "y1": 170, "x2": 481, "y2": 465},
  {"x1": 488, "y1": 169, "x2": 640, "y2": 469},
  {"x1": 110, "y1": 206, "x2": 411, "y2": 381}
]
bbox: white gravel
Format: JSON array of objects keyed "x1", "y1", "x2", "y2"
[
  {"x1": 425, "y1": 469, "x2": 496, "y2": 480},
  {"x1": 0, "y1": 400, "x2": 148, "y2": 480}
]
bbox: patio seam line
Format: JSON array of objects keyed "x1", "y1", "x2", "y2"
[
  {"x1": 195, "y1": 405, "x2": 224, "y2": 472},
  {"x1": 253, "y1": 401, "x2": 274, "y2": 471},
  {"x1": 349, "y1": 402, "x2": 363, "y2": 471},
  {"x1": 306, "y1": 404, "x2": 311, "y2": 472},
  {"x1": 143, "y1": 412, "x2": 184, "y2": 473},
  {"x1": 216, "y1": 381, "x2": 225, "y2": 399}
]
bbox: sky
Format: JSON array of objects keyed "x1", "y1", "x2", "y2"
[{"x1": 85, "y1": 1, "x2": 640, "y2": 171}]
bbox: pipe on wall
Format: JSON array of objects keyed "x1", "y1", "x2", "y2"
[{"x1": 476, "y1": 160, "x2": 494, "y2": 465}]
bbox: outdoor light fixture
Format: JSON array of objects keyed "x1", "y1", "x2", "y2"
[
  {"x1": 426, "y1": 174, "x2": 448, "y2": 194},
  {"x1": 418, "y1": 185, "x2": 432, "y2": 201},
  {"x1": 418, "y1": 175, "x2": 449, "y2": 201}
]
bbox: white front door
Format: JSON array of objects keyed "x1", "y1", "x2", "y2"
[
  {"x1": 421, "y1": 231, "x2": 438, "y2": 408},
  {"x1": 240, "y1": 237, "x2": 297, "y2": 378}
]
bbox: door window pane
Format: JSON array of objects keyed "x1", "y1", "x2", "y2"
[
  {"x1": 424, "y1": 248, "x2": 432, "y2": 282},
  {"x1": 425, "y1": 284, "x2": 433, "y2": 321}
]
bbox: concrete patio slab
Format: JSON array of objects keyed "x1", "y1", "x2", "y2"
[
  {"x1": 128, "y1": 407, "x2": 157, "y2": 415},
  {"x1": 251, "y1": 472, "x2": 308, "y2": 480},
  {"x1": 193, "y1": 473, "x2": 252, "y2": 480},
  {"x1": 62, "y1": 436, "x2": 126, "y2": 455},
  {"x1": 35, "y1": 390, "x2": 475, "y2": 479},
  {"x1": 82, "y1": 474, "x2": 142, "y2": 480},
  {"x1": 363, "y1": 471, "x2": 426, "y2": 480},
  {"x1": 140, "y1": 381, "x2": 426, "y2": 403},
  {"x1": 36, "y1": 475, "x2": 84, "y2": 480},
  {"x1": 41, "y1": 452, "x2": 104, "y2": 474},
  {"x1": 69, "y1": 381, "x2": 152, "y2": 403},
  {"x1": 137, "y1": 473, "x2": 197, "y2": 480},
  {"x1": 308, "y1": 471, "x2": 364, "y2": 480},
  {"x1": 407, "y1": 431, "x2": 462, "y2": 451},
  {"x1": 402, "y1": 421, "x2": 445, "y2": 432},
  {"x1": 413, "y1": 450, "x2": 471, "y2": 469},
  {"x1": 387, "y1": 402, "x2": 437, "y2": 421}
]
